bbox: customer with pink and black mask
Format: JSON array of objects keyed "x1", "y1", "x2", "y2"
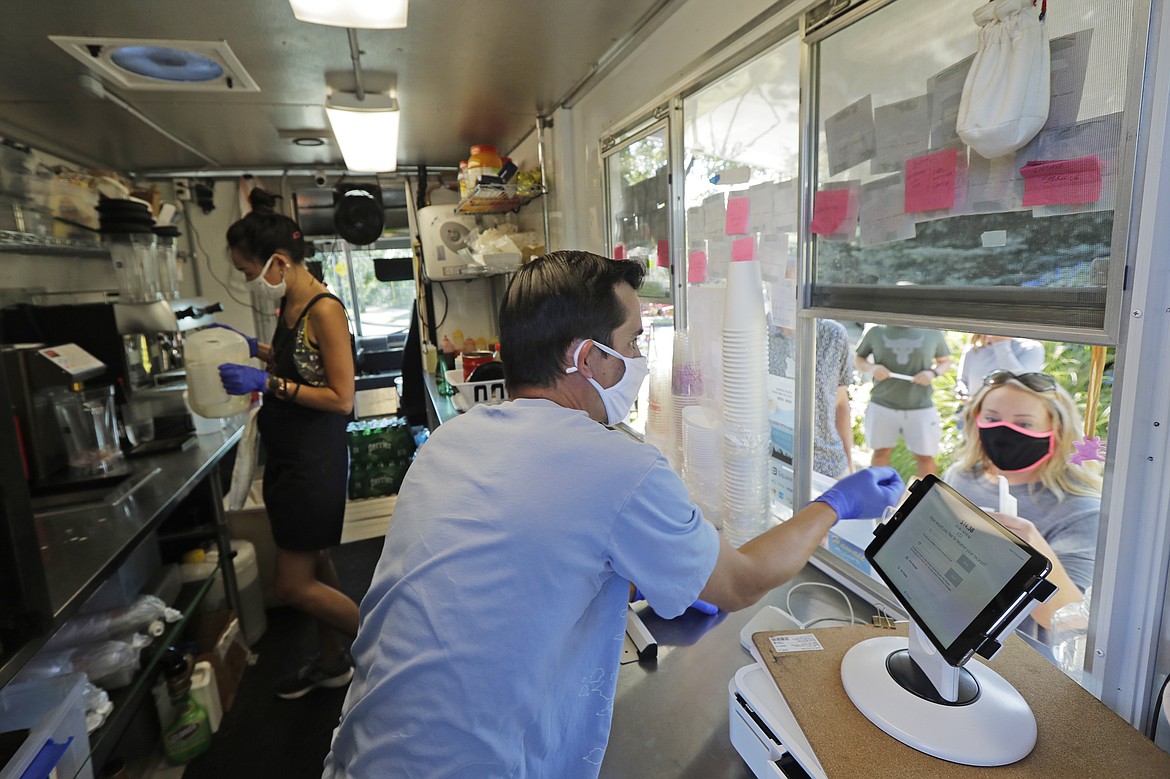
[{"x1": 944, "y1": 370, "x2": 1102, "y2": 639}]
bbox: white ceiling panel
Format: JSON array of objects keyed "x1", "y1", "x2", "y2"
[{"x1": 0, "y1": 0, "x2": 680, "y2": 173}]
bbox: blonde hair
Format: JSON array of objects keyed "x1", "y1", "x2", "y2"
[{"x1": 955, "y1": 378, "x2": 1103, "y2": 500}]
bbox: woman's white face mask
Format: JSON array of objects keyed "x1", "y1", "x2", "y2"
[
  {"x1": 247, "y1": 254, "x2": 287, "y2": 301},
  {"x1": 565, "y1": 339, "x2": 649, "y2": 426}
]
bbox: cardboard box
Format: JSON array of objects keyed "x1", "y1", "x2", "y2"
[{"x1": 185, "y1": 610, "x2": 248, "y2": 713}]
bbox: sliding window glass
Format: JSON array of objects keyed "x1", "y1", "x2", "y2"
[
  {"x1": 681, "y1": 35, "x2": 803, "y2": 519},
  {"x1": 807, "y1": 0, "x2": 1136, "y2": 334},
  {"x1": 604, "y1": 122, "x2": 673, "y2": 438}
]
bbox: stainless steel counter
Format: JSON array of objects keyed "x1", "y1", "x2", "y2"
[
  {"x1": 423, "y1": 371, "x2": 460, "y2": 427},
  {"x1": 601, "y1": 566, "x2": 876, "y2": 778},
  {"x1": 0, "y1": 419, "x2": 244, "y2": 687}
]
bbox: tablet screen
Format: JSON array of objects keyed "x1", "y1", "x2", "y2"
[{"x1": 868, "y1": 475, "x2": 1050, "y2": 661}]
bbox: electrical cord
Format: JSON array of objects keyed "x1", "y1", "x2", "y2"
[
  {"x1": 1150, "y1": 672, "x2": 1170, "y2": 744},
  {"x1": 802, "y1": 616, "x2": 865, "y2": 629},
  {"x1": 785, "y1": 581, "x2": 868, "y2": 629},
  {"x1": 183, "y1": 201, "x2": 263, "y2": 314},
  {"x1": 432, "y1": 279, "x2": 449, "y2": 332}
]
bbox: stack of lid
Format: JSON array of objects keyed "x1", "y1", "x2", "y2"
[
  {"x1": 153, "y1": 224, "x2": 181, "y2": 240},
  {"x1": 97, "y1": 197, "x2": 155, "y2": 234}
]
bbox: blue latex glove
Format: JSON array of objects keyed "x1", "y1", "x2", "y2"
[
  {"x1": 632, "y1": 587, "x2": 719, "y2": 615},
  {"x1": 813, "y1": 466, "x2": 905, "y2": 520},
  {"x1": 218, "y1": 363, "x2": 268, "y2": 395},
  {"x1": 208, "y1": 323, "x2": 258, "y2": 358}
]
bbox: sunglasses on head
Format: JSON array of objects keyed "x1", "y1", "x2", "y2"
[{"x1": 982, "y1": 370, "x2": 1057, "y2": 393}]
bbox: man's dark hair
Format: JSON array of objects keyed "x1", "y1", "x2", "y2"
[{"x1": 499, "y1": 251, "x2": 645, "y2": 391}]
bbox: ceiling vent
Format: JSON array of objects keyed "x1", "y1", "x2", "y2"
[{"x1": 49, "y1": 36, "x2": 260, "y2": 92}]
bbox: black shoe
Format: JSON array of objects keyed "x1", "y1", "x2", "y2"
[{"x1": 274, "y1": 653, "x2": 354, "y2": 700}]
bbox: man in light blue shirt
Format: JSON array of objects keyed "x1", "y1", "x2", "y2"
[{"x1": 323, "y1": 251, "x2": 902, "y2": 778}]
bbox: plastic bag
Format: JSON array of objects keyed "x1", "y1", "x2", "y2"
[
  {"x1": 45, "y1": 595, "x2": 181, "y2": 651},
  {"x1": 17, "y1": 637, "x2": 147, "y2": 690},
  {"x1": 1050, "y1": 586, "x2": 1092, "y2": 685},
  {"x1": 227, "y1": 404, "x2": 261, "y2": 511},
  {"x1": 956, "y1": 0, "x2": 1050, "y2": 159},
  {"x1": 82, "y1": 681, "x2": 114, "y2": 733}
]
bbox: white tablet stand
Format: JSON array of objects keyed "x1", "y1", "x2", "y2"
[{"x1": 840, "y1": 601, "x2": 1049, "y2": 766}]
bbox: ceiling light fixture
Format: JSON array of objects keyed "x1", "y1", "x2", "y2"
[
  {"x1": 288, "y1": 0, "x2": 408, "y2": 29},
  {"x1": 325, "y1": 92, "x2": 400, "y2": 172},
  {"x1": 292, "y1": 136, "x2": 326, "y2": 147}
]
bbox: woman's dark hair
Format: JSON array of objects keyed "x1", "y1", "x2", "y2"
[
  {"x1": 226, "y1": 188, "x2": 306, "y2": 263},
  {"x1": 499, "y1": 250, "x2": 645, "y2": 390}
]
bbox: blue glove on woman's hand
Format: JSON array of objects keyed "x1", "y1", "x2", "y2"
[
  {"x1": 218, "y1": 363, "x2": 268, "y2": 395},
  {"x1": 813, "y1": 466, "x2": 905, "y2": 520},
  {"x1": 208, "y1": 323, "x2": 258, "y2": 358}
]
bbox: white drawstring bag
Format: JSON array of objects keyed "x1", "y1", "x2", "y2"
[{"x1": 956, "y1": 0, "x2": 1050, "y2": 159}]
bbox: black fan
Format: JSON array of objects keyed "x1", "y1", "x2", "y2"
[{"x1": 333, "y1": 184, "x2": 384, "y2": 245}]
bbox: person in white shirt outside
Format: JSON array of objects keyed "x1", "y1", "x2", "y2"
[
  {"x1": 956, "y1": 334, "x2": 1045, "y2": 409},
  {"x1": 322, "y1": 250, "x2": 904, "y2": 778}
]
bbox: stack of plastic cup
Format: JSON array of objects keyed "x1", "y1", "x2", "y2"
[
  {"x1": 671, "y1": 330, "x2": 704, "y2": 470},
  {"x1": 720, "y1": 258, "x2": 771, "y2": 547},
  {"x1": 682, "y1": 405, "x2": 722, "y2": 529},
  {"x1": 644, "y1": 325, "x2": 674, "y2": 455}
]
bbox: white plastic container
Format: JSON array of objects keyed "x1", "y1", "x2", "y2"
[
  {"x1": 0, "y1": 673, "x2": 94, "y2": 779},
  {"x1": 184, "y1": 328, "x2": 251, "y2": 419},
  {"x1": 180, "y1": 540, "x2": 267, "y2": 646}
]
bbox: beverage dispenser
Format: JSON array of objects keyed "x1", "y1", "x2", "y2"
[{"x1": 0, "y1": 343, "x2": 119, "y2": 485}]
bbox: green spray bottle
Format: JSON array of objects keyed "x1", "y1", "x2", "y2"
[{"x1": 161, "y1": 647, "x2": 212, "y2": 763}]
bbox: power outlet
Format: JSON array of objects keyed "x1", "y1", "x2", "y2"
[{"x1": 173, "y1": 178, "x2": 192, "y2": 202}]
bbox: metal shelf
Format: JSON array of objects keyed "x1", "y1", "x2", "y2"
[
  {"x1": 0, "y1": 230, "x2": 106, "y2": 256},
  {"x1": 455, "y1": 183, "x2": 546, "y2": 215}
]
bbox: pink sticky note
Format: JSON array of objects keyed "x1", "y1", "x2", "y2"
[
  {"x1": 810, "y1": 188, "x2": 851, "y2": 235},
  {"x1": 688, "y1": 250, "x2": 707, "y2": 283},
  {"x1": 725, "y1": 196, "x2": 750, "y2": 235},
  {"x1": 656, "y1": 239, "x2": 670, "y2": 268},
  {"x1": 731, "y1": 236, "x2": 756, "y2": 262},
  {"x1": 904, "y1": 149, "x2": 958, "y2": 213},
  {"x1": 1020, "y1": 156, "x2": 1103, "y2": 206},
  {"x1": 613, "y1": 244, "x2": 625, "y2": 260}
]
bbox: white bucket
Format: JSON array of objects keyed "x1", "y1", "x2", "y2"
[{"x1": 181, "y1": 539, "x2": 267, "y2": 645}]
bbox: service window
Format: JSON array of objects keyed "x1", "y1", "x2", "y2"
[
  {"x1": 681, "y1": 33, "x2": 803, "y2": 519},
  {"x1": 603, "y1": 121, "x2": 673, "y2": 437},
  {"x1": 806, "y1": 0, "x2": 1137, "y2": 336},
  {"x1": 827, "y1": 325, "x2": 1109, "y2": 680}
]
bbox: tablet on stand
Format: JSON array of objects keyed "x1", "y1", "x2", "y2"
[{"x1": 839, "y1": 475, "x2": 1056, "y2": 766}]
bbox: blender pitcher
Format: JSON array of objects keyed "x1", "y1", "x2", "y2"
[{"x1": 50, "y1": 385, "x2": 124, "y2": 474}]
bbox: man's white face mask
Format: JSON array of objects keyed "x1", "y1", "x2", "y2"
[{"x1": 565, "y1": 339, "x2": 649, "y2": 426}]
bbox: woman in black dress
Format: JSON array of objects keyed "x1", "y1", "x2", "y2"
[{"x1": 218, "y1": 189, "x2": 361, "y2": 698}]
